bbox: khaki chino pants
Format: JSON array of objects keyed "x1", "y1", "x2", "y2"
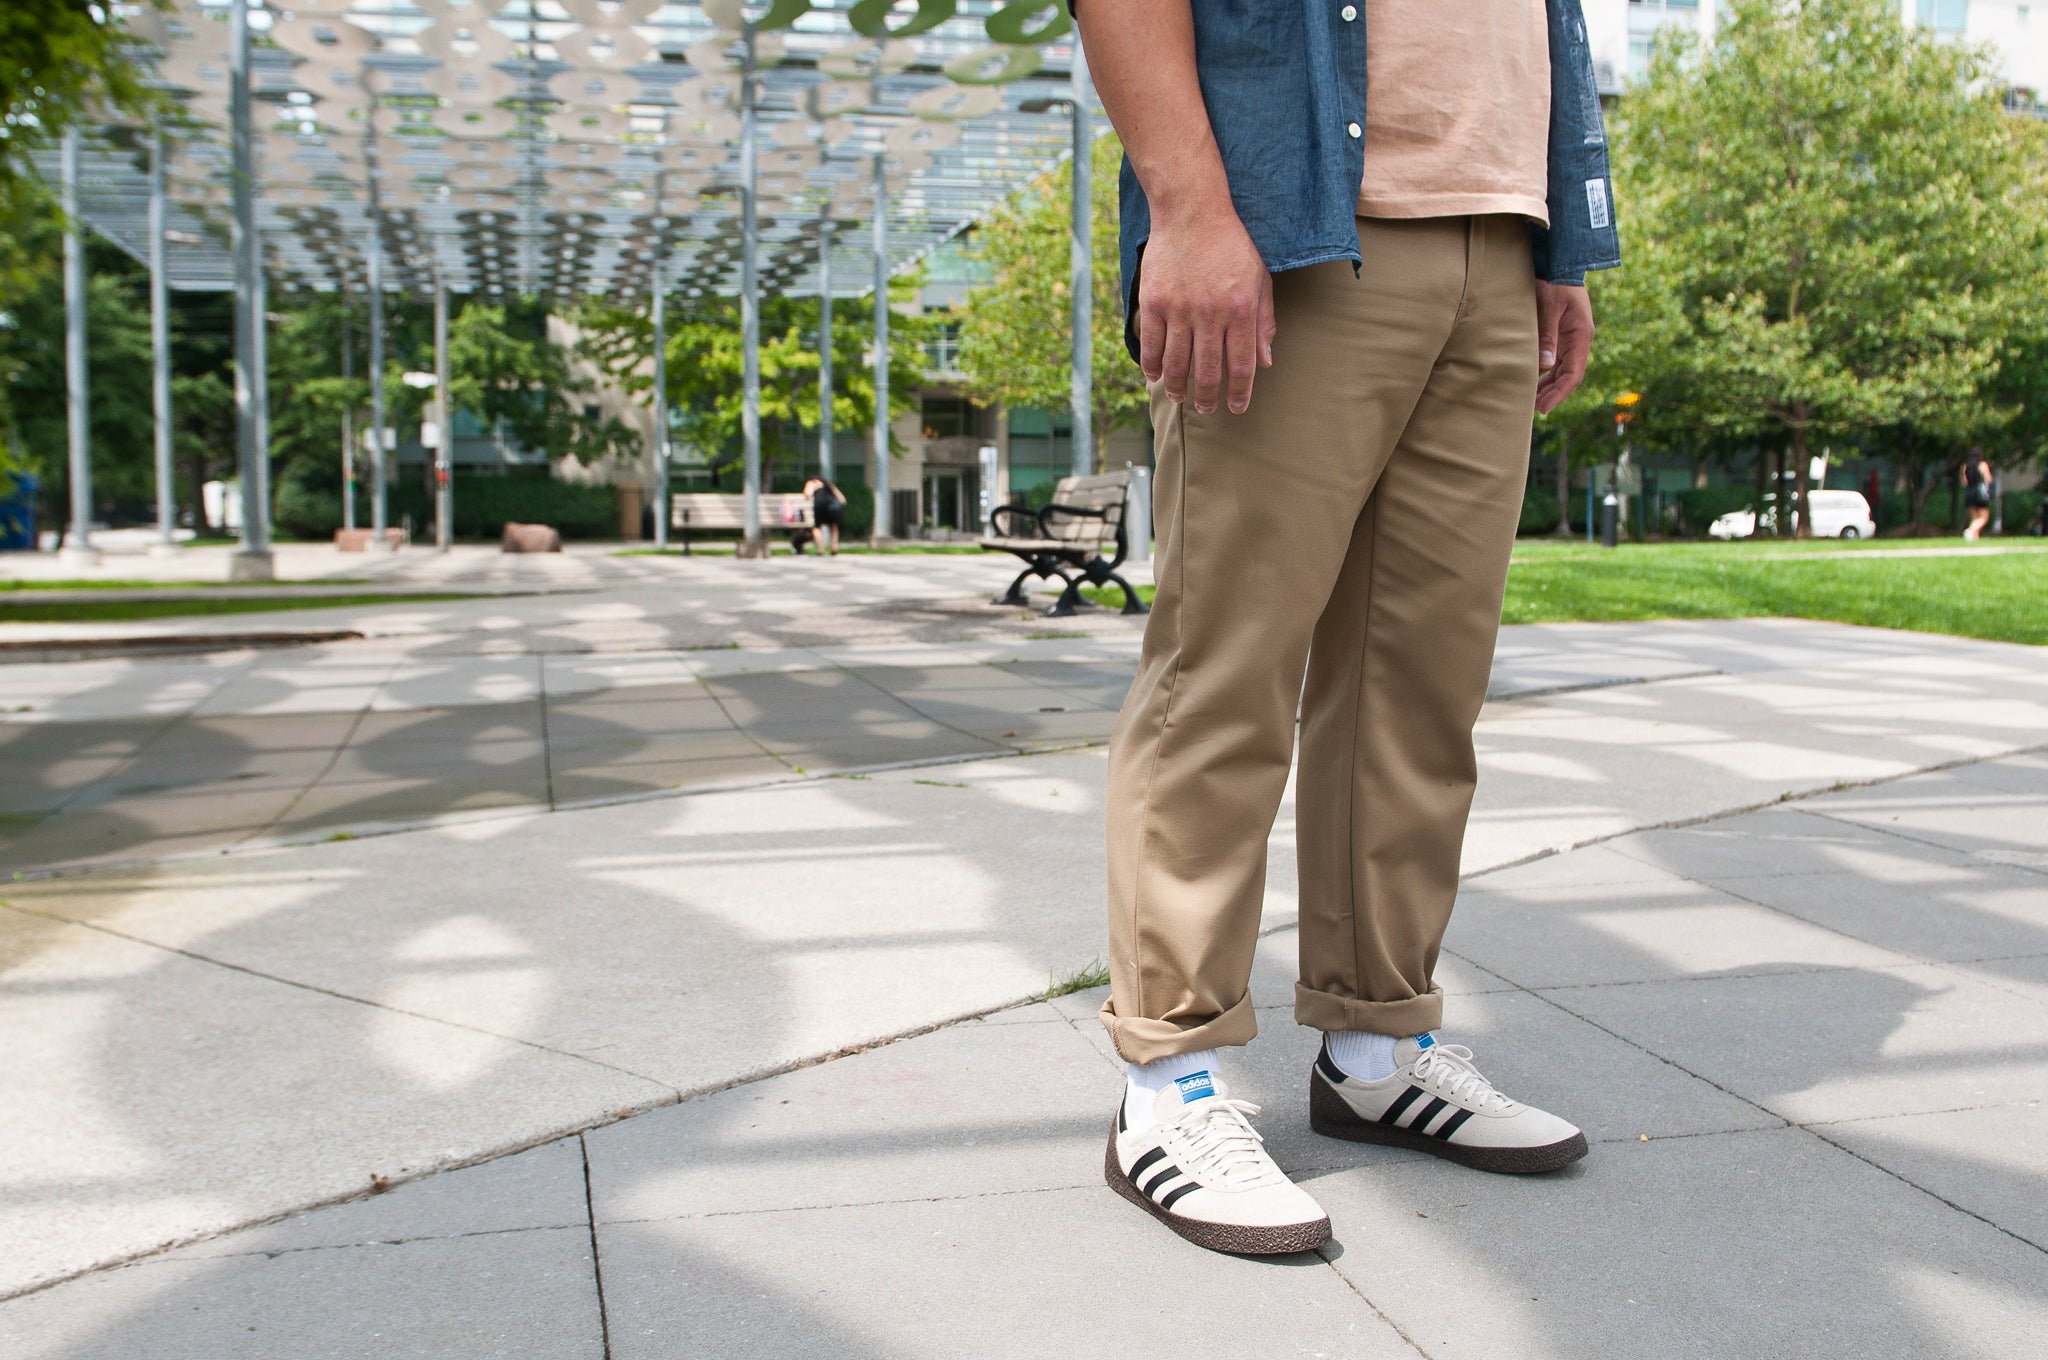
[{"x1": 1102, "y1": 215, "x2": 1539, "y2": 1064}]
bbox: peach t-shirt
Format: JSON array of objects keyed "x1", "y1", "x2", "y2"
[{"x1": 1357, "y1": 0, "x2": 1552, "y2": 226}]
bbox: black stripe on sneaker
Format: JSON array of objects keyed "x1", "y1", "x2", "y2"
[
  {"x1": 1128, "y1": 1147, "x2": 1166, "y2": 1182},
  {"x1": 1117, "y1": 1103, "x2": 1127, "y2": 1134},
  {"x1": 1158, "y1": 1180, "x2": 1201, "y2": 1212},
  {"x1": 1380, "y1": 1085, "x2": 1426, "y2": 1126},
  {"x1": 1315, "y1": 1046, "x2": 1348, "y2": 1085},
  {"x1": 1434, "y1": 1107, "x2": 1476, "y2": 1141},
  {"x1": 1142, "y1": 1166, "x2": 1181, "y2": 1199},
  {"x1": 1407, "y1": 1097, "x2": 1450, "y2": 1132}
]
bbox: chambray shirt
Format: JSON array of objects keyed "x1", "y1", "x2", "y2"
[{"x1": 1081, "y1": 0, "x2": 1623, "y2": 358}]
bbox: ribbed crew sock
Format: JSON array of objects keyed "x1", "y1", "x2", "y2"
[
  {"x1": 1122, "y1": 1049, "x2": 1223, "y2": 1135},
  {"x1": 1323, "y1": 1030, "x2": 1401, "y2": 1081}
]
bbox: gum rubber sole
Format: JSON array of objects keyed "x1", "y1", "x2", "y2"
[
  {"x1": 1309, "y1": 1071, "x2": 1589, "y2": 1175},
  {"x1": 1104, "y1": 1123, "x2": 1332, "y2": 1256}
]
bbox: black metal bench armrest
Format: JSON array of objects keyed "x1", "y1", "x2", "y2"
[{"x1": 988, "y1": 504, "x2": 1042, "y2": 539}]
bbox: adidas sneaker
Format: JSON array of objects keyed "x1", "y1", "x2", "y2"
[
  {"x1": 1106, "y1": 1068, "x2": 1332, "y2": 1255},
  {"x1": 1310, "y1": 1033, "x2": 1587, "y2": 1174}
]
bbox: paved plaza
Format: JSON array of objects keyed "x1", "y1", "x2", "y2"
[{"x1": 3, "y1": 546, "x2": 2047, "y2": 1357}]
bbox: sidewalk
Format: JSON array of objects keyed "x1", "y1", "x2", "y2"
[
  {"x1": 3, "y1": 559, "x2": 2047, "y2": 1355},
  {"x1": 4, "y1": 752, "x2": 2045, "y2": 1358}
]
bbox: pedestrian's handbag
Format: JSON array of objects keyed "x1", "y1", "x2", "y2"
[{"x1": 780, "y1": 496, "x2": 803, "y2": 525}]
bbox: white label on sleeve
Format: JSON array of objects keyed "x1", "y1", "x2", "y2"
[{"x1": 1586, "y1": 178, "x2": 1611, "y2": 230}]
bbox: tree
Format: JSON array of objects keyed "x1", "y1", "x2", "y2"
[
  {"x1": 1607, "y1": 0, "x2": 2046, "y2": 536},
  {"x1": 573, "y1": 273, "x2": 932, "y2": 490},
  {"x1": 954, "y1": 129, "x2": 1146, "y2": 467}
]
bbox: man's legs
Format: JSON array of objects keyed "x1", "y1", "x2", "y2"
[
  {"x1": 1102, "y1": 231, "x2": 1471, "y2": 1066},
  {"x1": 1293, "y1": 214, "x2": 1536, "y2": 1035}
]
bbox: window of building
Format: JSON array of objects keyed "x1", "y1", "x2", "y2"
[
  {"x1": 1918, "y1": 0, "x2": 1968, "y2": 31},
  {"x1": 924, "y1": 320, "x2": 963, "y2": 374},
  {"x1": 922, "y1": 395, "x2": 974, "y2": 440}
]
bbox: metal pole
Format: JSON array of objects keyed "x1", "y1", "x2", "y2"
[
  {"x1": 738, "y1": 31, "x2": 764, "y2": 557},
  {"x1": 227, "y1": 0, "x2": 272, "y2": 579},
  {"x1": 818, "y1": 216, "x2": 834, "y2": 482},
  {"x1": 250, "y1": 231, "x2": 273, "y2": 554},
  {"x1": 367, "y1": 212, "x2": 391, "y2": 551},
  {"x1": 651, "y1": 245, "x2": 669, "y2": 550},
  {"x1": 148, "y1": 130, "x2": 176, "y2": 554},
  {"x1": 871, "y1": 154, "x2": 891, "y2": 541},
  {"x1": 434, "y1": 276, "x2": 451, "y2": 552},
  {"x1": 59, "y1": 127, "x2": 97, "y2": 566},
  {"x1": 1070, "y1": 54, "x2": 1094, "y2": 478},
  {"x1": 341, "y1": 289, "x2": 355, "y2": 532}
]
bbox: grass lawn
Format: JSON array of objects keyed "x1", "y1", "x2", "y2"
[
  {"x1": 0, "y1": 593, "x2": 479, "y2": 624},
  {"x1": 0, "y1": 578, "x2": 371, "y2": 591},
  {"x1": 1087, "y1": 540, "x2": 2048, "y2": 646}
]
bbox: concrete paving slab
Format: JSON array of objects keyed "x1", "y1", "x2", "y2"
[
  {"x1": 1445, "y1": 876, "x2": 1918, "y2": 990},
  {"x1": 1818, "y1": 1102, "x2": 2048, "y2": 1249},
  {"x1": 1709, "y1": 856, "x2": 2048, "y2": 963},
  {"x1": 585, "y1": 1009, "x2": 1113, "y2": 1223},
  {"x1": 0, "y1": 909, "x2": 666, "y2": 1295},
  {"x1": 1543, "y1": 963, "x2": 2048, "y2": 1124},
  {"x1": 594, "y1": 1190, "x2": 1413, "y2": 1360},
  {"x1": 1312, "y1": 1126, "x2": 2048, "y2": 1360},
  {"x1": 0, "y1": 1227, "x2": 605, "y2": 1360}
]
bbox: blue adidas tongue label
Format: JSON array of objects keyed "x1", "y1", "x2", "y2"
[
  {"x1": 1414, "y1": 1032, "x2": 1436, "y2": 1051},
  {"x1": 1173, "y1": 1071, "x2": 1216, "y2": 1103}
]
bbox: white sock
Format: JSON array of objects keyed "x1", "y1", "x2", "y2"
[
  {"x1": 1122, "y1": 1050, "x2": 1223, "y2": 1134},
  {"x1": 1323, "y1": 1030, "x2": 1401, "y2": 1081}
]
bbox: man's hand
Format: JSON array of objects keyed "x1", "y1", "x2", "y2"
[
  {"x1": 1138, "y1": 210, "x2": 1275, "y2": 415},
  {"x1": 1534, "y1": 281, "x2": 1594, "y2": 414}
]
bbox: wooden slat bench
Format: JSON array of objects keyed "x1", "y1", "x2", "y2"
[
  {"x1": 980, "y1": 470, "x2": 1149, "y2": 618},
  {"x1": 669, "y1": 492, "x2": 812, "y2": 555}
]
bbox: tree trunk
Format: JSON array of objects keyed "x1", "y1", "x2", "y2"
[
  {"x1": 1553, "y1": 438, "x2": 1574, "y2": 537},
  {"x1": 1790, "y1": 416, "x2": 1813, "y2": 540},
  {"x1": 1753, "y1": 443, "x2": 1770, "y2": 540},
  {"x1": 1692, "y1": 456, "x2": 1709, "y2": 490}
]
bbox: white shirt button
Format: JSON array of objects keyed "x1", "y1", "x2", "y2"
[
  {"x1": 1347, "y1": 121, "x2": 1362, "y2": 138},
  {"x1": 1341, "y1": 4, "x2": 1357, "y2": 19}
]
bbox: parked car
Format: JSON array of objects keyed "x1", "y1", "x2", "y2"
[{"x1": 1708, "y1": 491, "x2": 1877, "y2": 540}]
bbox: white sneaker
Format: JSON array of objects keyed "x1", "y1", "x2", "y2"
[
  {"x1": 1106, "y1": 1069, "x2": 1331, "y2": 1255},
  {"x1": 1310, "y1": 1034, "x2": 1587, "y2": 1174}
]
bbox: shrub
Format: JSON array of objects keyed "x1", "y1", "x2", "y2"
[
  {"x1": 1675, "y1": 485, "x2": 1756, "y2": 537},
  {"x1": 1517, "y1": 485, "x2": 1561, "y2": 536},
  {"x1": 380, "y1": 474, "x2": 619, "y2": 539}
]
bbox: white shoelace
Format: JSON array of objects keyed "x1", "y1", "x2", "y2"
[
  {"x1": 1410, "y1": 1045, "x2": 1516, "y2": 1113},
  {"x1": 1159, "y1": 1098, "x2": 1285, "y2": 1190}
]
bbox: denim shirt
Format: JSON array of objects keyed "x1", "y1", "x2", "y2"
[{"x1": 1090, "y1": 0, "x2": 1623, "y2": 358}]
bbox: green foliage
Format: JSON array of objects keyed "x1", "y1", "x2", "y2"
[
  {"x1": 1600, "y1": 0, "x2": 2048, "y2": 532},
  {"x1": 573, "y1": 273, "x2": 931, "y2": 490},
  {"x1": 1676, "y1": 484, "x2": 1759, "y2": 537},
  {"x1": 954, "y1": 131, "x2": 1144, "y2": 464},
  {"x1": 1517, "y1": 485, "x2": 1561, "y2": 537},
  {"x1": 0, "y1": 2, "x2": 166, "y2": 193}
]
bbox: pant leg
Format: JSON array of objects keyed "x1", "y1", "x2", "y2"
[
  {"x1": 1101, "y1": 227, "x2": 1472, "y2": 1064},
  {"x1": 1293, "y1": 215, "x2": 1540, "y2": 1036}
]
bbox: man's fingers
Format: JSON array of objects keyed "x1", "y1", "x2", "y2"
[
  {"x1": 1188, "y1": 311, "x2": 1225, "y2": 414},
  {"x1": 1224, "y1": 303, "x2": 1259, "y2": 414},
  {"x1": 1159, "y1": 317, "x2": 1193, "y2": 404},
  {"x1": 1138, "y1": 303, "x2": 1167, "y2": 384},
  {"x1": 1258, "y1": 271, "x2": 1277, "y2": 369},
  {"x1": 1537, "y1": 301, "x2": 1562, "y2": 373}
]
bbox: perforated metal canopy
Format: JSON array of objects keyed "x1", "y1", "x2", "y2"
[{"x1": 58, "y1": 0, "x2": 1093, "y2": 301}]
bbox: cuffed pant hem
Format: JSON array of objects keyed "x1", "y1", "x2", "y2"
[
  {"x1": 1099, "y1": 991, "x2": 1259, "y2": 1065},
  {"x1": 1293, "y1": 983, "x2": 1443, "y2": 1038}
]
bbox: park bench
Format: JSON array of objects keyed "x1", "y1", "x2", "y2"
[
  {"x1": 669, "y1": 492, "x2": 811, "y2": 555},
  {"x1": 980, "y1": 470, "x2": 1149, "y2": 618}
]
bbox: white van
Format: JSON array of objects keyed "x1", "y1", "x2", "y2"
[{"x1": 1708, "y1": 491, "x2": 1877, "y2": 540}]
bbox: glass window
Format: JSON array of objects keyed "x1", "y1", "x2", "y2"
[
  {"x1": 1918, "y1": 0, "x2": 1968, "y2": 31},
  {"x1": 923, "y1": 320, "x2": 962, "y2": 374}
]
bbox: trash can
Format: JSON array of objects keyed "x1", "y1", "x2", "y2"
[{"x1": 0, "y1": 473, "x2": 37, "y2": 551}]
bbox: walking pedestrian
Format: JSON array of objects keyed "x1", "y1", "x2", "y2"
[
  {"x1": 1076, "y1": 0, "x2": 1621, "y2": 1254},
  {"x1": 804, "y1": 476, "x2": 846, "y2": 556},
  {"x1": 1962, "y1": 451, "x2": 1993, "y2": 541}
]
